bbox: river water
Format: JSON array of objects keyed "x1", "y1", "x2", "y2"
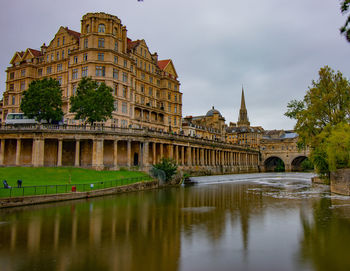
[{"x1": 1, "y1": 172, "x2": 350, "y2": 271}]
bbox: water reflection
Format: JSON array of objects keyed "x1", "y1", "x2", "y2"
[{"x1": 1, "y1": 173, "x2": 350, "y2": 270}]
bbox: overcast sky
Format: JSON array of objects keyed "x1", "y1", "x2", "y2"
[{"x1": 1, "y1": 0, "x2": 349, "y2": 130}]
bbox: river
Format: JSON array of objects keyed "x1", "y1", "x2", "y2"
[{"x1": 1, "y1": 172, "x2": 350, "y2": 271}]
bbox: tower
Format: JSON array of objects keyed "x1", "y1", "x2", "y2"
[{"x1": 237, "y1": 86, "x2": 250, "y2": 127}]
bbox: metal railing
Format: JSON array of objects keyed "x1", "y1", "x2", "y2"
[{"x1": 0, "y1": 176, "x2": 153, "y2": 198}]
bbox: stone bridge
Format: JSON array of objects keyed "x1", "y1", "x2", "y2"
[
  {"x1": 0, "y1": 124, "x2": 259, "y2": 175},
  {"x1": 260, "y1": 134, "x2": 310, "y2": 172}
]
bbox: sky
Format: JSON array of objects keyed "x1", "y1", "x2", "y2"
[{"x1": 1, "y1": 0, "x2": 349, "y2": 130}]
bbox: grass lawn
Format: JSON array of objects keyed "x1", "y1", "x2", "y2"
[{"x1": 0, "y1": 167, "x2": 152, "y2": 198}]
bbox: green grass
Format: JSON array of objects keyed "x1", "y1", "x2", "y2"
[{"x1": 0, "y1": 167, "x2": 152, "y2": 198}]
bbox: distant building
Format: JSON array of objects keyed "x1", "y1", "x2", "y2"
[{"x1": 3, "y1": 12, "x2": 182, "y2": 133}]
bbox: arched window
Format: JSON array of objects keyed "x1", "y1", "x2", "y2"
[
  {"x1": 98, "y1": 24, "x2": 105, "y2": 33},
  {"x1": 86, "y1": 24, "x2": 90, "y2": 33}
]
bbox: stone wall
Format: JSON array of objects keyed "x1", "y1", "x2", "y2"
[
  {"x1": 330, "y1": 168, "x2": 350, "y2": 195},
  {"x1": 0, "y1": 180, "x2": 159, "y2": 208}
]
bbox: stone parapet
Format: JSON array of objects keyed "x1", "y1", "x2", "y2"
[{"x1": 330, "y1": 168, "x2": 350, "y2": 195}]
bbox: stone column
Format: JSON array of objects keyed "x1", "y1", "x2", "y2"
[
  {"x1": 143, "y1": 141, "x2": 149, "y2": 168},
  {"x1": 127, "y1": 140, "x2": 131, "y2": 167},
  {"x1": 200, "y1": 149, "x2": 204, "y2": 166},
  {"x1": 15, "y1": 139, "x2": 21, "y2": 166},
  {"x1": 169, "y1": 144, "x2": 173, "y2": 160},
  {"x1": 75, "y1": 140, "x2": 80, "y2": 167},
  {"x1": 0, "y1": 139, "x2": 5, "y2": 165},
  {"x1": 192, "y1": 148, "x2": 196, "y2": 165},
  {"x1": 175, "y1": 145, "x2": 179, "y2": 164},
  {"x1": 32, "y1": 138, "x2": 44, "y2": 167},
  {"x1": 187, "y1": 146, "x2": 192, "y2": 166},
  {"x1": 152, "y1": 142, "x2": 156, "y2": 165},
  {"x1": 57, "y1": 139, "x2": 62, "y2": 166},
  {"x1": 113, "y1": 140, "x2": 118, "y2": 169},
  {"x1": 181, "y1": 146, "x2": 185, "y2": 166},
  {"x1": 92, "y1": 139, "x2": 104, "y2": 170},
  {"x1": 160, "y1": 144, "x2": 163, "y2": 161}
]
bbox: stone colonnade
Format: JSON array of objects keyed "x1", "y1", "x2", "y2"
[{"x1": 0, "y1": 129, "x2": 259, "y2": 173}]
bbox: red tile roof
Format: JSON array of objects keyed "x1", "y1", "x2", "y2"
[
  {"x1": 66, "y1": 28, "x2": 81, "y2": 40},
  {"x1": 157, "y1": 59, "x2": 171, "y2": 70},
  {"x1": 127, "y1": 39, "x2": 141, "y2": 51},
  {"x1": 28, "y1": 48, "x2": 42, "y2": 57}
]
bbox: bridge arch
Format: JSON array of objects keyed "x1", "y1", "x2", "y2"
[
  {"x1": 291, "y1": 155, "x2": 309, "y2": 171},
  {"x1": 264, "y1": 156, "x2": 286, "y2": 172}
]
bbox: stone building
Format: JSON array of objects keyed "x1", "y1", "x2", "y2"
[
  {"x1": 182, "y1": 106, "x2": 226, "y2": 141},
  {"x1": 225, "y1": 87, "x2": 263, "y2": 148},
  {"x1": 2, "y1": 12, "x2": 182, "y2": 133}
]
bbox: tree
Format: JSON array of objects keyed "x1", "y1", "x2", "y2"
[
  {"x1": 20, "y1": 78, "x2": 63, "y2": 123},
  {"x1": 69, "y1": 77, "x2": 114, "y2": 125},
  {"x1": 152, "y1": 158, "x2": 178, "y2": 182},
  {"x1": 285, "y1": 66, "x2": 350, "y2": 175},
  {"x1": 340, "y1": 0, "x2": 350, "y2": 42}
]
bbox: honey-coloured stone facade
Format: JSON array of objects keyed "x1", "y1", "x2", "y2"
[{"x1": 3, "y1": 12, "x2": 182, "y2": 133}]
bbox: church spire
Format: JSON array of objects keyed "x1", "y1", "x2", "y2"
[{"x1": 237, "y1": 86, "x2": 250, "y2": 127}]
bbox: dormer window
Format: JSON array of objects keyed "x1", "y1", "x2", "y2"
[{"x1": 98, "y1": 24, "x2": 105, "y2": 33}]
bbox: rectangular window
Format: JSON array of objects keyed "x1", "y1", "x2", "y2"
[
  {"x1": 141, "y1": 97, "x2": 144, "y2": 104},
  {"x1": 83, "y1": 53, "x2": 88, "y2": 61},
  {"x1": 38, "y1": 69, "x2": 42, "y2": 76},
  {"x1": 124, "y1": 60, "x2": 127, "y2": 68},
  {"x1": 114, "y1": 101, "x2": 118, "y2": 112},
  {"x1": 21, "y1": 69, "x2": 26, "y2": 77},
  {"x1": 175, "y1": 95, "x2": 177, "y2": 102},
  {"x1": 113, "y1": 68, "x2": 118, "y2": 79},
  {"x1": 47, "y1": 66, "x2": 52, "y2": 75},
  {"x1": 114, "y1": 41, "x2": 118, "y2": 51},
  {"x1": 156, "y1": 90, "x2": 160, "y2": 98},
  {"x1": 74, "y1": 56, "x2": 78, "y2": 64},
  {"x1": 122, "y1": 72, "x2": 127, "y2": 83},
  {"x1": 114, "y1": 84, "x2": 118, "y2": 96},
  {"x1": 168, "y1": 104, "x2": 171, "y2": 113},
  {"x1": 62, "y1": 36, "x2": 65, "y2": 45},
  {"x1": 57, "y1": 76, "x2": 62, "y2": 85},
  {"x1": 72, "y1": 84, "x2": 77, "y2": 96},
  {"x1": 168, "y1": 117, "x2": 171, "y2": 125},
  {"x1": 82, "y1": 66, "x2": 88, "y2": 77},
  {"x1": 95, "y1": 66, "x2": 105, "y2": 77},
  {"x1": 122, "y1": 102, "x2": 127, "y2": 114},
  {"x1": 174, "y1": 117, "x2": 177, "y2": 126},
  {"x1": 140, "y1": 84, "x2": 144, "y2": 93},
  {"x1": 149, "y1": 76, "x2": 153, "y2": 83},
  {"x1": 141, "y1": 73, "x2": 145, "y2": 80},
  {"x1": 12, "y1": 96, "x2": 16, "y2": 105},
  {"x1": 168, "y1": 92, "x2": 171, "y2": 100},
  {"x1": 114, "y1": 56, "x2": 118, "y2": 64},
  {"x1": 57, "y1": 64, "x2": 62, "y2": 72},
  {"x1": 149, "y1": 87, "x2": 153, "y2": 96},
  {"x1": 98, "y1": 53, "x2": 104, "y2": 61},
  {"x1": 84, "y1": 38, "x2": 88, "y2": 49},
  {"x1": 57, "y1": 38, "x2": 60, "y2": 47},
  {"x1": 20, "y1": 81, "x2": 25, "y2": 90},
  {"x1": 123, "y1": 87, "x2": 127, "y2": 98},
  {"x1": 157, "y1": 80, "x2": 160, "y2": 86},
  {"x1": 130, "y1": 90, "x2": 133, "y2": 101},
  {"x1": 168, "y1": 82, "x2": 171, "y2": 88},
  {"x1": 121, "y1": 119, "x2": 127, "y2": 128},
  {"x1": 9, "y1": 72, "x2": 14, "y2": 80},
  {"x1": 56, "y1": 52, "x2": 59, "y2": 60},
  {"x1": 174, "y1": 85, "x2": 177, "y2": 91},
  {"x1": 98, "y1": 38, "x2": 105, "y2": 48},
  {"x1": 9, "y1": 84, "x2": 14, "y2": 91},
  {"x1": 174, "y1": 105, "x2": 177, "y2": 113},
  {"x1": 62, "y1": 50, "x2": 65, "y2": 59},
  {"x1": 72, "y1": 69, "x2": 78, "y2": 80}
]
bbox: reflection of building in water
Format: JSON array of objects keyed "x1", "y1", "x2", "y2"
[{"x1": 0, "y1": 184, "x2": 267, "y2": 270}]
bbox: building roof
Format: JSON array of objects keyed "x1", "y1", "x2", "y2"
[
  {"x1": 28, "y1": 48, "x2": 42, "y2": 57},
  {"x1": 206, "y1": 106, "x2": 222, "y2": 117},
  {"x1": 66, "y1": 28, "x2": 81, "y2": 40},
  {"x1": 127, "y1": 39, "x2": 141, "y2": 51},
  {"x1": 157, "y1": 59, "x2": 171, "y2": 70}
]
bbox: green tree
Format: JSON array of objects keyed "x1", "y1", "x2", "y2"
[
  {"x1": 285, "y1": 66, "x2": 350, "y2": 175},
  {"x1": 152, "y1": 158, "x2": 178, "y2": 182},
  {"x1": 70, "y1": 77, "x2": 114, "y2": 125},
  {"x1": 340, "y1": 0, "x2": 350, "y2": 42},
  {"x1": 20, "y1": 78, "x2": 63, "y2": 123}
]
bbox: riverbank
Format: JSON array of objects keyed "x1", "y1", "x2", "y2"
[{"x1": 0, "y1": 180, "x2": 158, "y2": 208}]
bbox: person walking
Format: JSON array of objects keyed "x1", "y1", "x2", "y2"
[{"x1": 17, "y1": 179, "x2": 22, "y2": 188}]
